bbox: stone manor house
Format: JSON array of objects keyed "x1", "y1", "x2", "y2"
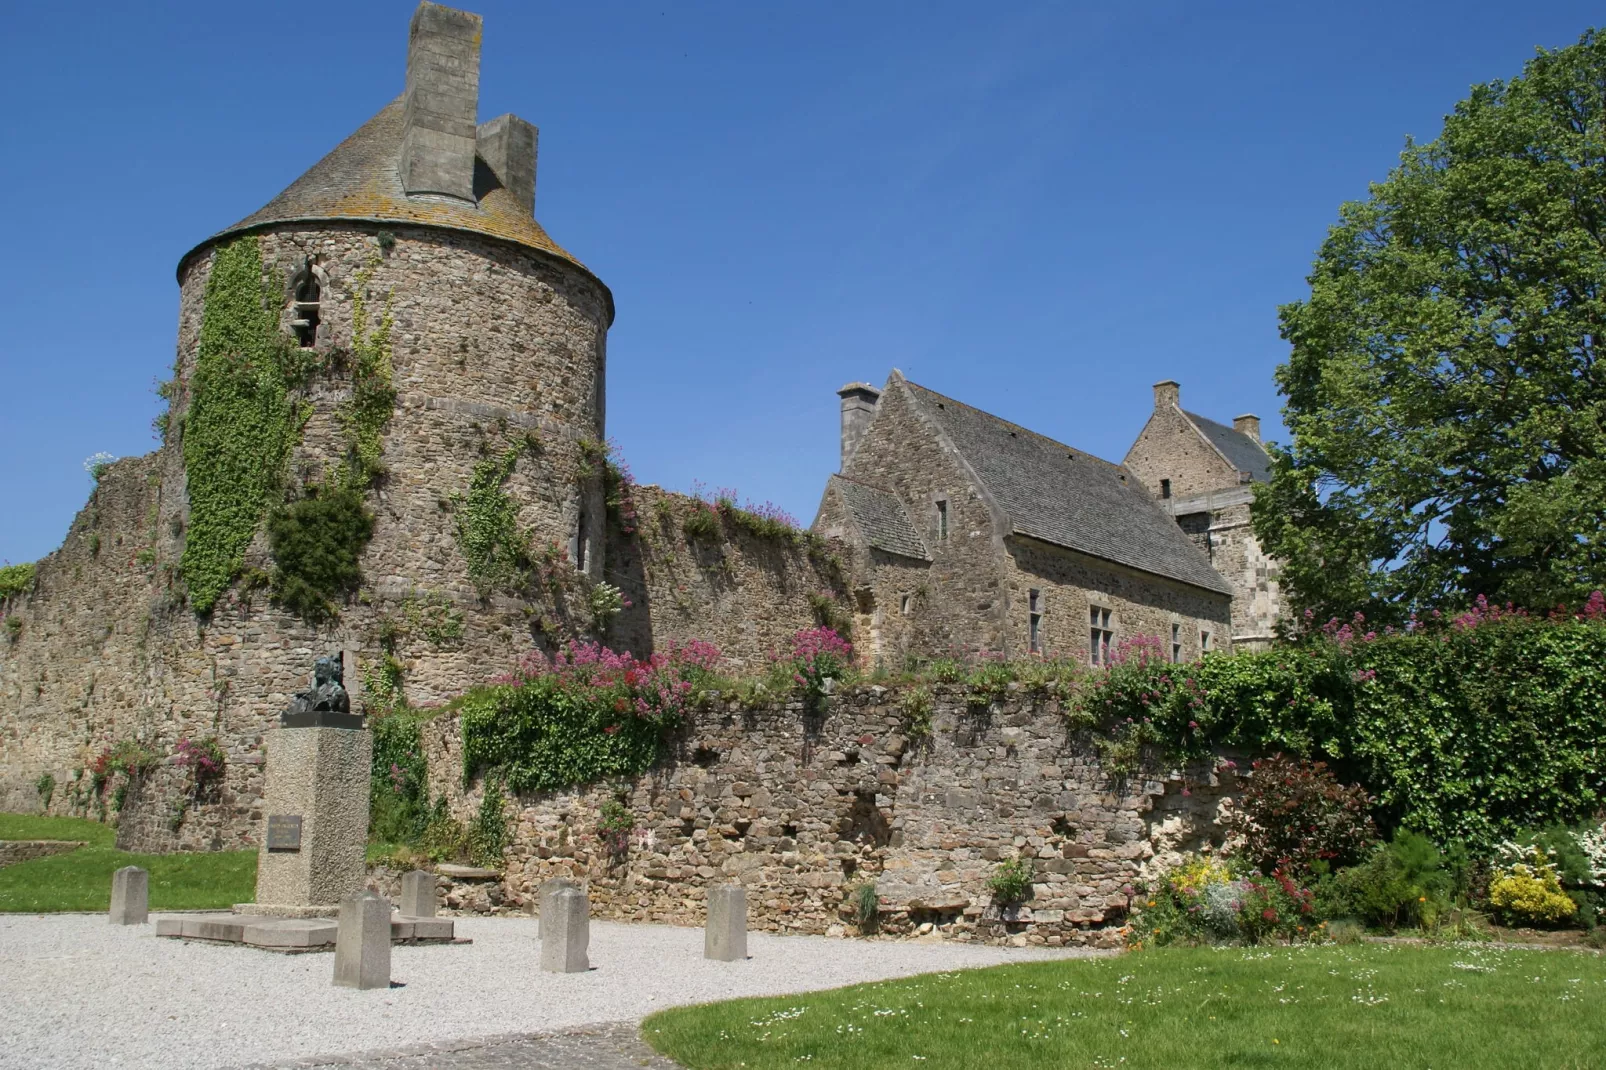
[
  {"x1": 0, "y1": 1, "x2": 1281, "y2": 839},
  {"x1": 813, "y1": 374, "x2": 1282, "y2": 669}
]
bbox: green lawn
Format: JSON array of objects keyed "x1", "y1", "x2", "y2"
[
  {"x1": 0, "y1": 813, "x2": 256, "y2": 912},
  {"x1": 644, "y1": 943, "x2": 1606, "y2": 1070},
  {"x1": 0, "y1": 812, "x2": 116, "y2": 847}
]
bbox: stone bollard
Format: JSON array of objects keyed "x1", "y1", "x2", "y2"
[
  {"x1": 540, "y1": 887, "x2": 590, "y2": 973},
  {"x1": 705, "y1": 884, "x2": 748, "y2": 961},
  {"x1": 537, "y1": 876, "x2": 579, "y2": 936},
  {"x1": 109, "y1": 866, "x2": 149, "y2": 925},
  {"x1": 400, "y1": 870, "x2": 436, "y2": 918},
  {"x1": 332, "y1": 891, "x2": 392, "y2": 990}
]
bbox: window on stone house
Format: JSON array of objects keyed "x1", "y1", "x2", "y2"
[
  {"x1": 1089, "y1": 605, "x2": 1113, "y2": 665},
  {"x1": 1200, "y1": 628, "x2": 1211, "y2": 654},
  {"x1": 900, "y1": 593, "x2": 912, "y2": 616},
  {"x1": 1029, "y1": 589, "x2": 1043, "y2": 654},
  {"x1": 574, "y1": 503, "x2": 588, "y2": 573},
  {"x1": 936, "y1": 498, "x2": 949, "y2": 540},
  {"x1": 1160, "y1": 478, "x2": 1171, "y2": 499},
  {"x1": 291, "y1": 265, "x2": 321, "y2": 349},
  {"x1": 1171, "y1": 622, "x2": 1181, "y2": 663}
]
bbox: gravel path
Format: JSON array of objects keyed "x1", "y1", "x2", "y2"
[{"x1": 0, "y1": 914, "x2": 1103, "y2": 1070}]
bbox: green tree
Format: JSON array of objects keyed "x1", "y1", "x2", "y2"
[{"x1": 1257, "y1": 30, "x2": 1606, "y2": 623}]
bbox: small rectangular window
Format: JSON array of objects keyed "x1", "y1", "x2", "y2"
[
  {"x1": 1089, "y1": 605, "x2": 1113, "y2": 665},
  {"x1": 1028, "y1": 589, "x2": 1042, "y2": 654},
  {"x1": 936, "y1": 499, "x2": 949, "y2": 539},
  {"x1": 1160, "y1": 478, "x2": 1171, "y2": 499},
  {"x1": 1200, "y1": 629, "x2": 1211, "y2": 653},
  {"x1": 1171, "y1": 623, "x2": 1181, "y2": 663},
  {"x1": 900, "y1": 593, "x2": 912, "y2": 616}
]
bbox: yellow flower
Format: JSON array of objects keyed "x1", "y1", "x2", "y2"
[
  {"x1": 1418, "y1": 896, "x2": 1426, "y2": 902},
  {"x1": 1147, "y1": 900, "x2": 1156, "y2": 907}
]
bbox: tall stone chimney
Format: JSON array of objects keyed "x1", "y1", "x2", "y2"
[
  {"x1": 476, "y1": 115, "x2": 538, "y2": 214},
  {"x1": 400, "y1": 3, "x2": 483, "y2": 204},
  {"x1": 1233, "y1": 414, "x2": 1261, "y2": 443},
  {"x1": 1153, "y1": 380, "x2": 1180, "y2": 410},
  {"x1": 837, "y1": 383, "x2": 881, "y2": 470}
]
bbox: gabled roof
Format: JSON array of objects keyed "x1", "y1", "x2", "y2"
[
  {"x1": 177, "y1": 99, "x2": 611, "y2": 319},
  {"x1": 1183, "y1": 410, "x2": 1272, "y2": 482},
  {"x1": 901, "y1": 378, "x2": 1232, "y2": 596},
  {"x1": 829, "y1": 475, "x2": 930, "y2": 561}
]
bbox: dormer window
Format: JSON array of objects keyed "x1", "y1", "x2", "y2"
[{"x1": 290, "y1": 260, "x2": 326, "y2": 349}]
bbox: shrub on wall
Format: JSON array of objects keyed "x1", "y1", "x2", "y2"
[
  {"x1": 459, "y1": 639, "x2": 720, "y2": 794},
  {"x1": 266, "y1": 485, "x2": 375, "y2": 623},
  {"x1": 1072, "y1": 601, "x2": 1606, "y2": 852},
  {"x1": 0, "y1": 562, "x2": 35, "y2": 601}
]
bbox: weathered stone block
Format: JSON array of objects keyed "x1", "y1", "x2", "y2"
[
  {"x1": 541, "y1": 887, "x2": 590, "y2": 973},
  {"x1": 705, "y1": 884, "x2": 748, "y2": 961},
  {"x1": 109, "y1": 866, "x2": 148, "y2": 925},
  {"x1": 400, "y1": 869, "x2": 436, "y2": 917},
  {"x1": 332, "y1": 891, "x2": 392, "y2": 990},
  {"x1": 537, "y1": 876, "x2": 579, "y2": 936}
]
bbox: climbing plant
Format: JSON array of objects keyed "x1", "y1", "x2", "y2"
[
  {"x1": 0, "y1": 562, "x2": 35, "y2": 601},
  {"x1": 267, "y1": 259, "x2": 395, "y2": 623},
  {"x1": 179, "y1": 236, "x2": 299, "y2": 613},
  {"x1": 453, "y1": 443, "x2": 533, "y2": 596}
]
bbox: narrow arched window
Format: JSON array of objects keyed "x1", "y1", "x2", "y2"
[{"x1": 290, "y1": 261, "x2": 323, "y2": 348}]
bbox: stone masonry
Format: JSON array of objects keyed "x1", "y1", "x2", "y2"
[{"x1": 417, "y1": 682, "x2": 1240, "y2": 948}]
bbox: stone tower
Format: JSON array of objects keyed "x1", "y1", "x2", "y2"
[{"x1": 0, "y1": 3, "x2": 614, "y2": 840}]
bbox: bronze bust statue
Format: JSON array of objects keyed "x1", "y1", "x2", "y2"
[{"x1": 281, "y1": 653, "x2": 363, "y2": 729}]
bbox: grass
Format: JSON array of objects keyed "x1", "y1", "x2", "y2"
[
  {"x1": 643, "y1": 943, "x2": 1606, "y2": 1070},
  {"x1": 0, "y1": 812, "x2": 116, "y2": 847},
  {"x1": 0, "y1": 813, "x2": 255, "y2": 912}
]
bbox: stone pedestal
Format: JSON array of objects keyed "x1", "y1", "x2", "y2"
[
  {"x1": 537, "y1": 876, "x2": 579, "y2": 936},
  {"x1": 332, "y1": 891, "x2": 391, "y2": 990},
  {"x1": 541, "y1": 887, "x2": 590, "y2": 973},
  {"x1": 705, "y1": 884, "x2": 748, "y2": 961},
  {"x1": 109, "y1": 866, "x2": 148, "y2": 925},
  {"x1": 400, "y1": 870, "x2": 436, "y2": 918},
  {"x1": 247, "y1": 726, "x2": 371, "y2": 916}
]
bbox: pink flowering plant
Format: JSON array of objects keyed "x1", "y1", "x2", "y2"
[
  {"x1": 174, "y1": 736, "x2": 227, "y2": 790},
  {"x1": 462, "y1": 639, "x2": 722, "y2": 793},
  {"x1": 777, "y1": 627, "x2": 853, "y2": 705}
]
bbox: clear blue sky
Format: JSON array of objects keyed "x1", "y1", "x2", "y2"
[{"x1": 1, "y1": 1, "x2": 1599, "y2": 565}]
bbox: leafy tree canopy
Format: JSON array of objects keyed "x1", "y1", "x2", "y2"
[{"x1": 1255, "y1": 30, "x2": 1606, "y2": 623}]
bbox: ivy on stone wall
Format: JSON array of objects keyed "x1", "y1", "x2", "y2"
[
  {"x1": 266, "y1": 259, "x2": 395, "y2": 624},
  {"x1": 453, "y1": 443, "x2": 534, "y2": 596},
  {"x1": 180, "y1": 237, "x2": 299, "y2": 614}
]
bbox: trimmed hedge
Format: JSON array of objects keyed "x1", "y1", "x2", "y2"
[{"x1": 1079, "y1": 616, "x2": 1606, "y2": 852}]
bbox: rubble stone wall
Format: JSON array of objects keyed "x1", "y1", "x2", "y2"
[{"x1": 419, "y1": 682, "x2": 1241, "y2": 947}]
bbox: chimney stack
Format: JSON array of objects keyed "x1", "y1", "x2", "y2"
[
  {"x1": 1233, "y1": 414, "x2": 1261, "y2": 443},
  {"x1": 476, "y1": 115, "x2": 538, "y2": 215},
  {"x1": 400, "y1": 3, "x2": 483, "y2": 204},
  {"x1": 1153, "y1": 380, "x2": 1180, "y2": 410},
  {"x1": 836, "y1": 383, "x2": 881, "y2": 470}
]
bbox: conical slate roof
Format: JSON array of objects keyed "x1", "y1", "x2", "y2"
[{"x1": 177, "y1": 98, "x2": 609, "y2": 315}]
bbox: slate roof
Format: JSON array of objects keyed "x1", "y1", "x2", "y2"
[
  {"x1": 177, "y1": 98, "x2": 610, "y2": 318},
  {"x1": 902, "y1": 380, "x2": 1232, "y2": 595},
  {"x1": 830, "y1": 476, "x2": 930, "y2": 561},
  {"x1": 1183, "y1": 410, "x2": 1272, "y2": 482}
]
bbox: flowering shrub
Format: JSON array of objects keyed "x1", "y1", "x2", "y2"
[
  {"x1": 589, "y1": 582, "x2": 630, "y2": 626},
  {"x1": 462, "y1": 639, "x2": 721, "y2": 794},
  {"x1": 596, "y1": 798, "x2": 634, "y2": 857},
  {"x1": 778, "y1": 627, "x2": 852, "y2": 704},
  {"x1": 1232, "y1": 754, "x2": 1377, "y2": 875},
  {"x1": 174, "y1": 736, "x2": 226, "y2": 789},
  {"x1": 1129, "y1": 852, "x2": 1320, "y2": 946},
  {"x1": 1488, "y1": 851, "x2": 1578, "y2": 926},
  {"x1": 1070, "y1": 601, "x2": 1606, "y2": 851}
]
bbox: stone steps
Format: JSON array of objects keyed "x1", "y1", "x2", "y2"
[{"x1": 154, "y1": 913, "x2": 457, "y2": 951}]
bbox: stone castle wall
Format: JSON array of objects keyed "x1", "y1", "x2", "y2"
[{"x1": 419, "y1": 683, "x2": 1240, "y2": 947}]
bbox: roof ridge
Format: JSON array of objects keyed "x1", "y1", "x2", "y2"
[{"x1": 901, "y1": 380, "x2": 1124, "y2": 473}]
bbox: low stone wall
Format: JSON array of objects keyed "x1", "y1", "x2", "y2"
[
  {"x1": 0, "y1": 840, "x2": 84, "y2": 867},
  {"x1": 419, "y1": 683, "x2": 1241, "y2": 947}
]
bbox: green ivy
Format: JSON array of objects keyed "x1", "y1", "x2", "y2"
[
  {"x1": 459, "y1": 676, "x2": 670, "y2": 794},
  {"x1": 469, "y1": 783, "x2": 508, "y2": 866},
  {"x1": 453, "y1": 444, "x2": 533, "y2": 595},
  {"x1": 180, "y1": 237, "x2": 300, "y2": 613},
  {"x1": 0, "y1": 562, "x2": 35, "y2": 600},
  {"x1": 370, "y1": 710, "x2": 431, "y2": 846},
  {"x1": 335, "y1": 264, "x2": 396, "y2": 489}
]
